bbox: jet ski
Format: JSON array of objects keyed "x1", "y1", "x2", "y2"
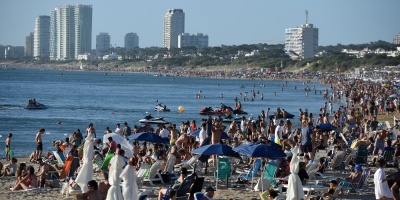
[
  {"x1": 268, "y1": 112, "x2": 295, "y2": 119},
  {"x1": 199, "y1": 107, "x2": 225, "y2": 115},
  {"x1": 232, "y1": 109, "x2": 247, "y2": 115},
  {"x1": 25, "y1": 100, "x2": 47, "y2": 110},
  {"x1": 154, "y1": 104, "x2": 170, "y2": 112},
  {"x1": 139, "y1": 114, "x2": 169, "y2": 124},
  {"x1": 222, "y1": 114, "x2": 243, "y2": 123}
]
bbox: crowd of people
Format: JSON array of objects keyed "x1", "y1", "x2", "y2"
[{"x1": 1, "y1": 73, "x2": 400, "y2": 200}]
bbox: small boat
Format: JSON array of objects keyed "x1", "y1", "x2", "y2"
[
  {"x1": 222, "y1": 115, "x2": 243, "y2": 123},
  {"x1": 154, "y1": 104, "x2": 170, "y2": 112},
  {"x1": 199, "y1": 107, "x2": 225, "y2": 115},
  {"x1": 25, "y1": 100, "x2": 47, "y2": 110},
  {"x1": 139, "y1": 114, "x2": 169, "y2": 124}
]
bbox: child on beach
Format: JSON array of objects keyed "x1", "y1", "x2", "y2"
[
  {"x1": 35, "y1": 128, "x2": 45, "y2": 160},
  {"x1": 5, "y1": 133, "x2": 12, "y2": 161},
  {"x1": 2, "y1": 157, "x2": 18, "y2": 177}
]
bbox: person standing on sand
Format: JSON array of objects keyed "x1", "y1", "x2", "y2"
[
  {"x1": 86, "y1": 123, "x2": 96, "y2": 138},
  {"x1": 5, "y1": 133, "x2": 12, "y2": 161},
  {"x1": 211, "y1": 120, "x2": 226, "y2": 144},
  {"x1": 35, "y1": 128, "x2": 45, "y2": 160}
]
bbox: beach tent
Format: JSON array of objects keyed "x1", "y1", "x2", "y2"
[
  {"x1": 127, "y1": 132, "x2": 168, "y2": 144},
  {"x1": 233, "y1": 143, "x2": 286, "y2": 159},
  {"x1": 106, "y1": 154, "x2": 125, "y2": 200},
  {"x1": 103, "y1": 133, "x2": 134, "y2": 158},
  {"x1": 120, "y1": 164, "x2": 139, "y2": 200},
  {"x1": 75, "y1": 133, "x2": 95, "y2": 193},
  {"x1": 286, "y1": 146, "x2": 304, "y2": 200},
  {"x1": 316, "y1": 123, "x2": 337, "y2": 132}
]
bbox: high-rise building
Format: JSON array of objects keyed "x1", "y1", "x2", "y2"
[
  {"x1": 96, "y1": 33, "x2": 110, "y2": 56},
  {"x1": 285, "y1": 23, "x2": 319, "y2": 60},
  {"x1": 124, "y1": 32, "x2": 139, "y2": 50},
  {"x1": 25, "y1": 32, "x2": 34, "y2": 58},
  {"x1": 50, "y1": 4, "x2": 92, "y2": 60},
  {"x1": 33, "y1": 15, "x2": 50, "y2": 60},
  {"x1": 163, "y1": 9, "x2": 185, "y2": 49},
  {"x1": 178, "y1": 33, "x2": 208, "y2": 51},
  {"x1": 394, "y1": 33, "x2": 400, "y2": 45}
]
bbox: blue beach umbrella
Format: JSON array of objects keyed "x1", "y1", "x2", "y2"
[
  {"x1": 233, "y1": 143, "x2": 286, "y2": 159},
  {"x1": 127, "y1": 132, "x2": 168, "y2": 144},
  {"x1": 190, "y1": 130, "x2": 229, "y2": 139},
  {"x1": 191, "y1": 144, "x2": 240, "y2": 158}
]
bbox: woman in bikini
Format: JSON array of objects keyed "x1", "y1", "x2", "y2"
[{"x1": 12, "y1": 166, "x2": 38, "y2": 191}]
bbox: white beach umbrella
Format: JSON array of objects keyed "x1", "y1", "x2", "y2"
[
  {"x1": 75, "y1": 133, "x2": 94, "y2": 193},
  {"x1": 120, "y1": 164, "x2": 139, "y2": 200},
  {"x1": 106, "y1": 155, "x2": 125, "y2": 200},
  {"x1": 286, "y1": 146, "x2": 304, "y2": 200},
  {"x1": 103, "y1": 132, "x2": 134, "y2": 158}
]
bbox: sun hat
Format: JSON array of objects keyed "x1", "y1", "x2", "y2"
[{"x1": 354, "y1": 164, "x2": 362, "y2": 171}]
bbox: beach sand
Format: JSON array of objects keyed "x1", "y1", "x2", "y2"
[{"x1": 0, "y1": 151, "x2": 380, "y2": 200}]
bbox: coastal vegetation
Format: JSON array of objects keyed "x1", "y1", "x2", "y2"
[{"x1": 1, "y1": 41, "x2": 399, "y2": 72}]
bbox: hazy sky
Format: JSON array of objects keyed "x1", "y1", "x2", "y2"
[{"x1": 1, "y1": 0, "x2": 399, "y2": 48}]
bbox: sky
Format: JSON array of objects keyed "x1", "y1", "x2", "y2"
[{"x1": 1, "y1": 0, "x2": 399, "y2": 48}]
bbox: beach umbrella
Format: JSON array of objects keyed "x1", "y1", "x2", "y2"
[
  {"x1": 106, "y1": 155, "x2": 125, "y2": 200},
  {"x1": 286, "y1": 146, "x2": 304, "y2": 200},
  {"x1": 75, "y1": 133, "x2": 94, "y2": 193},
  {"x1": 191, "y1": 130, "x2": 229, "y2": 139},
  {"x1": 127, "y1": 132, "x2": 168, "y2": 144},
  {"x1": 103, "y1": 132, "x2": 134, "y2": 158},
  {"x1": 120, "y1": 164, "x2": 139, "y2": 200},
  {"x1": 316, "y1": 123, "x2": 337, "y2": 132},
  {"x1": 191, "y1": 144, "x2": 240, "y2": 158},
  {"x1": 233, "y1": 143, "x2": 286, "y2": 159}
]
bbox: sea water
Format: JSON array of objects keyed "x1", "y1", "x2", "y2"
[{"x1": 0, "y1": 68, "x2": 340, "y2": 156}]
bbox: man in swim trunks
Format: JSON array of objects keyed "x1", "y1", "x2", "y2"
[
  {"x1": 211, "y1": 120, "x2": 226, "y2": 144},
  {"x1": 5, "y1": 133, "x2": 12, "y2": 161},
  {"x1": 35, "y1": 128, "x2": 45, "y2": 160}
]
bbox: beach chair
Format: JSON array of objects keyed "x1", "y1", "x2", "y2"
[
  {"x1": 164, "y1": 155, "x2": 177, "y2": 179},
  {"x1": 138, "y1": 192, "x2": 148, "y2": 200},
  {"x1": 342, "y1": 149, "x2": 356, "y2": 170},
  {"x1": 137, "y1": 163, "x2": 150, "y2": 189},
  {"x1": 338, "y1": 168, "x2": 370, "y2": 195},
  {"x1": 175, "y1": 154, "x2": 200, "y2": 173},
  {"x1": 52, "y1": 151, "x2": 66, "y2": 168},
  {"x1": 236, "y1": 158, "x2": 262, "y2": 188},
  {"x1": 143, "y1": 160, "x2": 165, "y2": 185},
  {"x1": 189, "y1": 177, "x2": 204, "y2": 198},
  {"x1": 175, "y1": 173, "x2": 196, "y2": 200},
  {"x1": 355, "y1": 145, "x2": 368, "y2": 164},
  {"x1": 329, "y1": 151, "x2": 346, "y2": 171},
  {"x1": 382, "y1": 149, "x2": 394, "y2": 164},
  {"x1": 194, "y1": 192, "x2": 204, "y2": 200},
  {"x1": 214, "y1": 157, "x2": 232, "y2": 188},
  {"x1": 100, "y1": 152, "x2": 115, "y2": 171},
  {"x1": 263, "y1": 162, "x2": 278, "y2": 186}
]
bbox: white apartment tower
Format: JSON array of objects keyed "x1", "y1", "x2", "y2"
[
  {"x1": 163, "y1": 9, "x2": 185, "y2": 49},
  {"x1": 124, "y1": 32, "x2": 139, "y2": 50},
  {"x1": 285, "y1": 23, "x2": 319, "y2": 60},
  {"x1": 50, "y1": 4, "x2": 92, "y2": 60},
  {"x1": 178, "y1": 33, "x2": 209, "y2": 51},
  {"x1": 96, "y1": 33, "x2": 110, "y2": 56},
  {"x1": 394, "y1": 33, "x2": 400, "y2": 45},
  {"x1": 25, "y1": 32, "x2": 34, "y2": 58},
  {"x1": 33, "y1": 15, "x2": 50, "y2": 59}
]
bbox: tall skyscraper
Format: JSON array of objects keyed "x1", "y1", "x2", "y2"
[
  {"x1": 124, "y1": 32, "x2": 139, "y2": 50},
  {"x1": 33, "y1": 15, "x2": 50, "y2": 59},
  {"x1": 285, "y1": 24, "x2": 319, "y2": 60},
  {"x1": 178, "y1": 33, "x2": 209, "y2": 51},
  {"x1": 96, "y1": 33, "x2": 110, "y2": 56},
  {"x1": 394, "y1": 33, "x2": 400, "y2": 45},
  {"x1": 50, "y1": 4, "x2": 92, "y2": 60},
  {"x1": 25, "y1": 32, "x2": 34, "y2": 58},
  {"x1": 163, "y1": 9, "x2": 185, "y2": 49}
]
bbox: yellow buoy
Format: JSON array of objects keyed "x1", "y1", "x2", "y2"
[{"x1": 178, "y1": 106, "x2": 184, "y2": 113}]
